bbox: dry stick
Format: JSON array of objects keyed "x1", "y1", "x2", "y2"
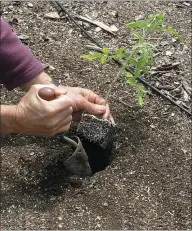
[{"x1": 74, "y1": 15, "x2": 116, "y2": 35}]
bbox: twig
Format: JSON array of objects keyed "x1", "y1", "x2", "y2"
[
  {"x1": 85, "y1": 44, "x2": 102, "y2": 52},
  {"x1": 74, "y1": 15, "x2": 117, "y2": 35}
]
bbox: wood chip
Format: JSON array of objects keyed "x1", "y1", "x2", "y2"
[
  {"x1": 110, "y1": 25, "x2": 118, "y2": 32},
  {"x1": 157, "y1": 85, "x2": 175, "y2": 91},
  {"x1": 18, "y1": 34, "x2": 29, "y2": 40},
  {"x1": 183, "y1": 89, "x2": 190, "y2": 102},
  {"x1": 27, "y1": 3, "x2": 33, "y2": 8},
  {"x1": 135, "y1": 15, "x2": 144, "y2": 21},
  {"x1": 182, "y1": 80, "x2": 192, "y2": 96},
  {"x1": 45, "y1": 12, "x2": 60, "y2": 19},
  {"x1": 95, "y1": 27, "x2": 102, "y2": 32},
  {"x1": 166, "y1": 50, "x2": 173, "y2": 56},
  {"x1": 152, "y1": 62, "x2": 180, "y2": 71},
  {"x1": 74, "y1": 15, "x2": 117, "y2": 35}
]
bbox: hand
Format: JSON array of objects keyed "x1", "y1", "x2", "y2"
[
  {"x1": 56, "y1": 86, "x2": 114, "y2": 122},
  {"x1": 12, "y1": 84, "x2": 73, "y2": 136}
]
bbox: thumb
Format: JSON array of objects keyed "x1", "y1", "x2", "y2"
[{"x1": 85, "y1": 101, "x2": 106, "y2": 115}]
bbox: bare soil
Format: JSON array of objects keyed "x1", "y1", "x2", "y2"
[{"x1": 1, "y1": 1, "x2": 192, "y2": 229}]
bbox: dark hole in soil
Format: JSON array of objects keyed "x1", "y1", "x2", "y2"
[{"x1": 81, "y1": 138, "x2": 111, "y2": 174}]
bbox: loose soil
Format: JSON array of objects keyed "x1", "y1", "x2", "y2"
[{"x1": 1, "y1": 1, "x2": 192, "y2": 229}]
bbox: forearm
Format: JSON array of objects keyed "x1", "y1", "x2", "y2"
[
  {"x1": 0, "y1": 105, "x2": 17, "y2": 134},
  {"x1": 20, "y1": 71, "x2": 53, "y2": 91}
]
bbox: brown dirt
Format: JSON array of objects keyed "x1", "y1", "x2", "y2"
[{"x1": 1, "y1": 1, "x2": 192, "y2": 229}]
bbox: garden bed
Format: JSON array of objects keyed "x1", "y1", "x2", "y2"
[{"x1": 1, "y1": 1, "x2": 192, "y2": 229}]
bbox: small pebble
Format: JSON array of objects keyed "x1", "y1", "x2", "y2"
[
  {"x1": 171, "y1": 113, "x2": 175, "y2": 117},
  {"x1": 135, "y1": 15, "x2": 144, "y2": 21},
  {"x1": 96, "y1": 216, "x2": 101, "y2": 220},
  {"x1": 111, "y1": 11, "x2": 118, "y2": 18},
  {"x1": 166, "y1": 51, "x2": 173, "y2": 56},
  {"x1": 58, "y1": 217, "x2": 62, "y2": 221},
  {"x1": 96, "y1": 224, "x2": 101, "y2": 228},
  {"x1": 95, "y1": 27, "x2": 101, "y2": 32},
  {"x1": 183, "y1": 2, "x2": 190, "y2": 6},
  {"x1": 103, "y1": 202, "x2": 108, "y2": 207},
  {"x1": 30, "y1": 152, "x2": 34, "y2": 156},
  {"x1": 58, "y1": 224, "x2": 63, "y2": 228},
  {"x1": 27, "y1": 3, "x2": 33, "y2": 8}
]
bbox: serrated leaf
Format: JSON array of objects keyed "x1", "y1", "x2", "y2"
[
  {"x1": 80, "y1": 52, "x2": 102, "y2": 61},
  {"x1": 101, "y1": 55, "x2": 108, "y2": 64},
  {"x1": 113, "y1": 47, "x2": 126, "y2": 60},
  {"x1": 134, "y1": 43, "x2": 153, "y2": 78},
  {"x1": 133, "y1": 32, "x2": 144, "y2": 42},
  {"x1": 164, "y1": 26, "x2": 184, "y2": 43},
  {"x1": 137, "y1": 84, "x2": 146, "y2": 106},
  {"x1": 102, "y1": 48, "x2": 110, "y2": 55},
  {"x1": 156, "y1": 13, "x2": 165, "y2": 25},
  {"x1": 129, "y1": 58, "x2": 138, "y2": 65},
  {"x1": 126, "y1": 21, "x2": 147, "y2": 28},
  {"x1": 138, "y1": 93, "x2": 143, "y2": 106},
  {"x1": 124, "y1": 71, "x2": 137, "y2": 85}
]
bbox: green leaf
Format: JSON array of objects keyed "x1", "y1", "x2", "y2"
[
  {"x1": 164, "y1": 26, "x2": 184, "y2": 43},
  {"x1": 138, "y1": 92, "x2": 143, "y2": 106},
  {"x1": 137, "y1": 84, "x2": 146, "y2": 106},
  {"x1": 102, "y1": 48, "x2": 110, "y2": 55},
  {"x1": 134, "y1": 44, "x2": 153, "y2": 78},
  {"x1": 101, "y1": 55, "x2": 108, "y2": 64},
  {"x1": 156, "y1": 13, "x2": 165, "y2": 25},
  {"x1": 133, "y1": 32, "x2": 144, "y2": 42},
  {"x1": 126, "y1": 21, "x2": 147, "y2": 28},
  {"x1": 124, "y1": 71, "x2": 137, "y2": 85},
  {"x1": 128, "y1": 58, "x2": 138, "y2": 65},
  {"x1": 80, "y1": 52, "x2": 102, "y2": 61},
  {"x1": 113, "y1": 47, "x2": 126, "y2": 60}
]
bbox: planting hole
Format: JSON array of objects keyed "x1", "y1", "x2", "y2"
[{"x1": 81, "y1": 138, "x2": 111, "y2": 174}]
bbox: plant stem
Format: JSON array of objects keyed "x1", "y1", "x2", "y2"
[{"x1": 105, "y1": 50, "x2": 137, "y2": 103}]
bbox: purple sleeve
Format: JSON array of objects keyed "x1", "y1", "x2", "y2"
[{"x1": 0, "y1": 19, "x2": 44, "y2": 90}]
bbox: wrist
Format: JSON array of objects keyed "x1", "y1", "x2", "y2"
[
  {"x1": 0, "y1": 105, "x2": 18, "y2": 134},
  {"x1": 20, "y1": 71, "x2": 53, "y2": 91}
]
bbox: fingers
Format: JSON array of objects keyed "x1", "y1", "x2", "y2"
[
  {"x1": 84, "y1": 89, "x2": 106, "y2": 105},
  {"x1": 100, "y1": 103, "x2": 114, "y2": 123},
  {"x1": 55, "y1": 123, "x2": 71, "y2": 134},
  {"x1": 49, "y1": 95, "x2": 73, "y2": 113},
  {"x1": 83, "y1": 100, "x2": 106, "y2": 115}
]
